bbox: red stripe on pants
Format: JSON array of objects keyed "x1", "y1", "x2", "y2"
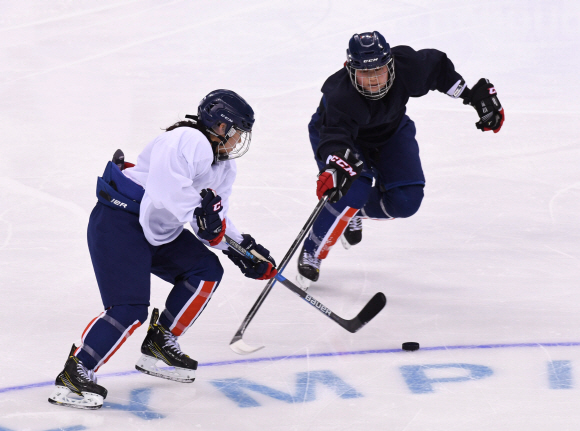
[
  {"x1": 171, "y1": 281, "x2": 216, "y2": 336},
  {"x1": 318, "y1": 207, "x2": 359, "y2": 259},
  {"x1": 94, "y1": 321, "x2": 141, "y2": 372}
]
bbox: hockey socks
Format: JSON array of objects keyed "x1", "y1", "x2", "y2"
[{"x1": 75, "y1": 305, "x2": 146, "y2": 371}]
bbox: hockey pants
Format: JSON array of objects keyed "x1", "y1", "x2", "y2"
[
  {"x1": 305, "y1": 114, "x2": 425, "y2": 259},
  {"x1": 75, "y1": 202, "x2": 223, "y2": 371},
  {"x1": 304, "y1": 179, "x2": 424, "y2": 259}
]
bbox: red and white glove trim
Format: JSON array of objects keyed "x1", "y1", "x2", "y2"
[
  {"x1": 257, "y1": 263, "x2": 278, "y2": 280},
  {"x1": 316, "y1": 169, "x2": 337, "y2": 200},
  {"x1": 207, "y1": 219, "x2": 226, "y2": 246}
]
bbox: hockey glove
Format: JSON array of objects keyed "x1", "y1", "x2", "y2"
[
  {"x1": 463, "y1": 78, "x2": 504, "y2": 133},
  {"x1": 223, "y1": 234, "x2": 278, "y2": 280},
  {"x1": 194, "y1": 188, "x2": 226, "y2": 246},
  {"x1": 317, "y1": 149, "x2": 363, "y2": 203}
]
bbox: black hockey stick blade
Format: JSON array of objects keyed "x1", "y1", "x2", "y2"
[
  {"x1": 343, "y1": 292, "x2": 387, "y2": 333},
  {"x1": 274, "y1": 274, "x2": 387, "y2": 334},
  {"x1": 223, "y1": 234, "x2": 386, "y2": 338}
]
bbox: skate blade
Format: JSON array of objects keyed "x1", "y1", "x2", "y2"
[
  {"x1": 135, "y1": 354, "x2": 195, "y2": 383},
  {"x1": 295, "y1": 274, "x2": 311, "y2": 291},
  {"x1": 48, "y1": 385, "x2": 103, "y2": 410},
  {"x1": 340, "y1": 235, "x2": 352, "y2": 250}
]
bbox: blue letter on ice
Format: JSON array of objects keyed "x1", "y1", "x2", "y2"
[
  {"x1": 548, "y1": 360, "x2": 573, "y2": 389},
  {"x1": 211, "y1": 370, "x2": 362, "y2": 408},
  {"x1": 400, "y1": 363, "x2": 493, "y2": 394}
]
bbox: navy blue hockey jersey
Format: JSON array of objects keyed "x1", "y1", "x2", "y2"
[{"x1": 309, "y1": 45, "x2": 466, "y2": 163}]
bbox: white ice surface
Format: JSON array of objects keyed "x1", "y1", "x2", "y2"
[{"x1": 1, "y1": 0, "x2": 580, "y2": 430}]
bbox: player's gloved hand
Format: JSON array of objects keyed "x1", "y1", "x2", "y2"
[
  {"x1": 194, "y1": 188, "x2": 226, "y2": 246},
  {"x1": 317, "y1": 149, "x2": 363, "y2": 203},
  {"x1": 223, "y1": 234, "x2": 278, "y2": 280},
  {"x1": 462, "y1": 78, "x2": 504, "y2": 133}
]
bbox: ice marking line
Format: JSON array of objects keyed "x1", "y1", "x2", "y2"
[
  {"x1": 0, "y1": 177, "x2": 87, "y2": 221},
  {"x1": 0, "y1": 0, "x2": 145, "y2": 33},
  {"x1": 2, "y1": 0, "x2": 272, "y2": 86},
  {"x1": 3, "y1": 341, "x2": 580, "y2": 395},
  {"x1": 548, "y1": 181, "x2": 580, "y2": 223}
]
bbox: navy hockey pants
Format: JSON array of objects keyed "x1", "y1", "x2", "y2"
[
  {"x1": 75, "y1": 202, "x2": 223, "y2": 371},
  {"x1": 305, "y1": 115, "x2": 425, "y2": 258}
]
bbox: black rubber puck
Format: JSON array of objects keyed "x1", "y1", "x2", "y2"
[{"x1": 402, "y1": 342, "x2": 420, "y2": 351}]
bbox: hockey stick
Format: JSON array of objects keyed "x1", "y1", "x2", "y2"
[
  {"x1": 223, "y1": 234, "x2": 387, "y2": 342},
  {"x1": 228, "y1": 196, "x2": 331, "y2": 355}
]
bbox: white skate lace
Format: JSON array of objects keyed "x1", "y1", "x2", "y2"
[
  {"x1": 164, "y1": 331, "x2": 185, "y2": 356},
  {"x1": 301, "y1": 249, "x2": 321, "y2": 269},
  {"x1": 348, "y1": 216, "x2": 362, "y2": 231},
  {"x1": 77, "y1": 362, "x2": 97, "y2": 384}
]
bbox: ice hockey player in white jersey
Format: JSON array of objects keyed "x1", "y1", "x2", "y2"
[{"x1": 48, "y1": 90, "x2": 277, "y2": 410}]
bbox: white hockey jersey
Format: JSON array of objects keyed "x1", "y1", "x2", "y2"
[{"x1": 123, "y1": 127, "x2": 244, "y2": 249}]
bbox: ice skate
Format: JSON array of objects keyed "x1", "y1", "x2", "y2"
[
  {"x1": 135, "y1": 308, "x2": 197, "y2": 383},
  {"x1": 296, "y1": 245, "x2": 322, "y2": 290},
  {"x1": 48, "y1": 344, "x2": 107, "y2": 410},
  {"x1": 341, "y1": 216, "x2": 362, "y2": 249}
]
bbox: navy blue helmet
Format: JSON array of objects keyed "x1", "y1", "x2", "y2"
[
  {"x1": 197, "y1": 89, "x2": 255, "y2": 161},
  {"x1": 345, "y1": 31, "x2": 395, "y2": 100}
]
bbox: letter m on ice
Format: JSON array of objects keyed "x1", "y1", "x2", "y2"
[{"x1": 210, "y1": 370, "x2": 362, "y2": 408}]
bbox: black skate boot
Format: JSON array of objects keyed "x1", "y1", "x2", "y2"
[
  {"x1": 135, "y1": 308, "x2": 198, "y2": 383},
  {"x1": 48, "y1": 344, "x2": 107, "y2": 410},
  {"x1": 296, "y1": 245, "x2": 321, "y2": 290},
  {"x1": 341, "y1": 216, "x2": 362, "y2": 249}
]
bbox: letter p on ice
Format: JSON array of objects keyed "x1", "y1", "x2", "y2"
[{"x1": 400, "y1": 363, "x2": 493, "y2": 394}]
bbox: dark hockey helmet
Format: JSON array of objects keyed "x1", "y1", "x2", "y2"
[
  {"x1": 346, "y1": 31, "x2": 395, "y2": 100},
  {"x1": 197, "y1": 89, "x2": 255, "y2": 161}
]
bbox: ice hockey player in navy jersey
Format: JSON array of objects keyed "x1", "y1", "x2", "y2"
[
  {"x1": 297, "y1": 31, "x2": 504, "y2": 288},
  {"x1": 49, "y1": 90, "x2": 277, "y2": 410}
]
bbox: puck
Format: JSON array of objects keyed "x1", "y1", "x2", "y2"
[{"x1": 402, "y1": 342, "x2": 420, "y2": 351}]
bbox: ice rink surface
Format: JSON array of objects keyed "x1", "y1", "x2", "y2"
[{"x1": 1, "y1": 0, "x2": 580, "y2": 429}]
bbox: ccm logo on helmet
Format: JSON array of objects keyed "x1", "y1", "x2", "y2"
[
  {"x1": 220, "y1": 114, "x2": 233, "y2": 122},
  {"x1": 363, "y1": 58, "x2": 378, "y2": 62},
  {"x1": 327, "y1": 155, "x2": 358, "y2": 177}
]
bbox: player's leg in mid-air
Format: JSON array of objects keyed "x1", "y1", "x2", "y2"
[
  {"x1": 360, "y1": 116, "x2": 425, "y2": 220},
  {"x1": 298, "y1": 175, "x2": 373, "y2": 287},
  {"x1": 298, "y1": 115, "x2": 425, "y2": 288}
]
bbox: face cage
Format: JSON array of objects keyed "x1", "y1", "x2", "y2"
[
  {"x1": 215, "y1": 127, "x2": 252, "y2": 161},
  {"x1": 347, "y1": 58, "x2": 395, "y2": 100}
]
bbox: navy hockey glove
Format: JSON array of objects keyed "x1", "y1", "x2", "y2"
[
  {"x1": 462, "y1": 78, "x2": 504, "y2": 133},
  {"x1": 194, "y1": 189, "x2": 226, "y2": 246},
  {"x1": 112, "y1": 149, "x2": 135, "y2": 171},
  {"x1": 317, "y1": 149, "x2": 363, "y2": 203},
  {"x1": 223, "y1": 234, "x2": 278, "y2": 280}
]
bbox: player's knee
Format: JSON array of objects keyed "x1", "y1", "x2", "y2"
[
  {"x1": 383, "y1": 185, "x2": 424, "y2": 218},
  {"x1": 107, "y1": 304, "x2": 149, "y2": 326},
  {"x1": 199, "y1": 253, "x2": 224, "y2": 282}
]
